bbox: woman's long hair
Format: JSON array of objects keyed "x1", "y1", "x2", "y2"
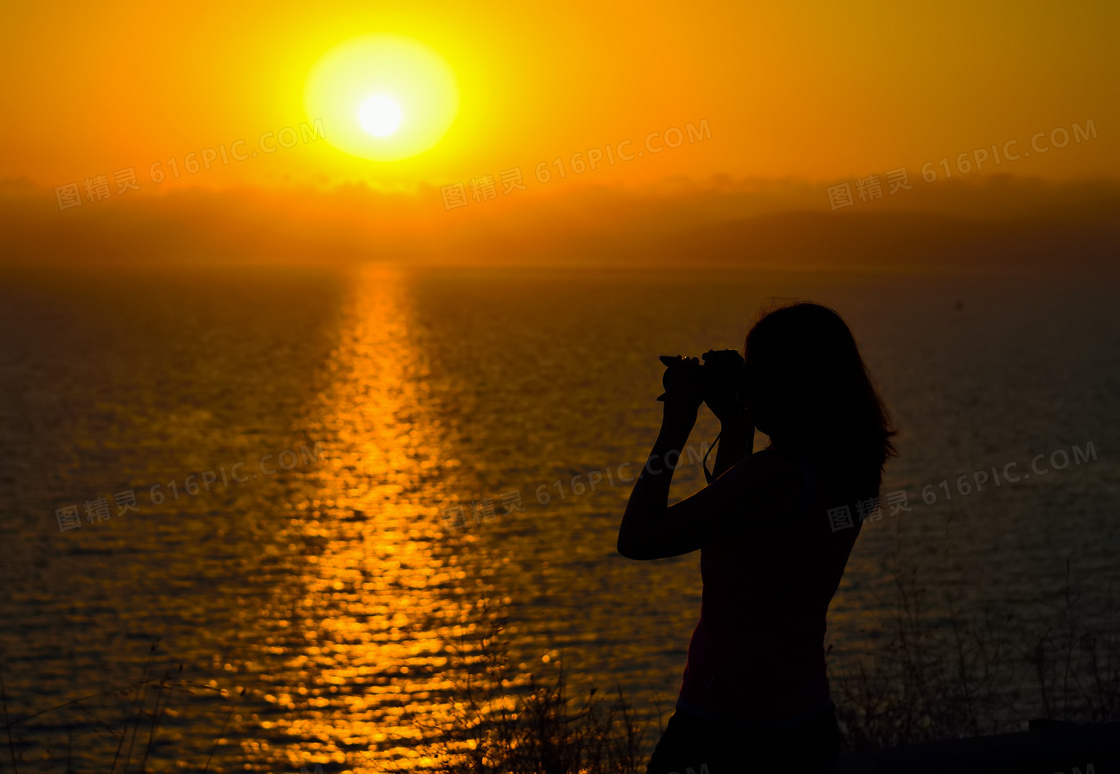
[{"x1": 744, "y1": 302, "x2": 896, "y2": 501}]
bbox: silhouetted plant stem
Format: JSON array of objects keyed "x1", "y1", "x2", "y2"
[
  {"x1": 1, "y1": 667, "x2": 17, "y2": 774},
  {"x1": 202, "y1": 686, "x2": 243, "y2": 774}
]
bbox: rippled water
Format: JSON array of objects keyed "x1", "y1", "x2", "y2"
[{"x1": 2, "y1": 263, "x2": 1118, "y2": 772}]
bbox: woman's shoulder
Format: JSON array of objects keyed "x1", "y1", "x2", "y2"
[
  {"x1": 716, "y1": 447, "x2": 808, "y2": 530},
  {"x1": 753, "y1": 446, "x2": 855, "y2": 529},
  {"x1": 741, "y1": 445, "x2": 804, "y2": 487},
  {"x1": 752, "y1": 445, "x2": 818, "y2": 493}
]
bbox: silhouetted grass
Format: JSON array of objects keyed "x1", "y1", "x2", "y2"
[
  {"x1": 827, "y1": 560, "x2": 1120, "y2": 750},
  {"x1": 432, "y1": 563, "x2": 1119, "y2": 771},
  {"x1": 6, "y1": 564, "x2": 1117, "y2": 771},
  {"x1": 430, "y1": 604, "x2": 647, "y2": 774},
  {"x1": 0, "y1": 640, "x2": 247, "y2": 773}
]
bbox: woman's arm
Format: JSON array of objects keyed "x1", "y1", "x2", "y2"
[
  {"x1": 617, "y1": 399, "x2": 800, "y2": 561},
  {"x1": 617, "y1": 354, "x2": 802, "y2": 561},
  {"x1": 616, "y1": 401, "x2": 698, "y2": 559}
]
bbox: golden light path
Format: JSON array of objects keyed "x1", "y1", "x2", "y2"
[
  {"x1": 256, "y1": 266, "x2": 498, "y2": 772},
  {"x1": 304, "y1": 35, "x2": 459, "y2": 161}
]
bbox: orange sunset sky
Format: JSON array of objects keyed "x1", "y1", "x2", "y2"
[{"x1": 1, "y1": 0, "x2": 1117, "y2": 268}]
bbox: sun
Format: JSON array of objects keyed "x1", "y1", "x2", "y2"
[
  {"x1": 304, "y1": 35, "x2": 459, "y2": 161},
  {"x1": 358, "y1": 94, "x2": 403, "y2": 137}
]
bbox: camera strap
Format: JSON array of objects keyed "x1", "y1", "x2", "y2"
[{"x1": 702, "y1": 430, "x2": 720, "y2": 484}]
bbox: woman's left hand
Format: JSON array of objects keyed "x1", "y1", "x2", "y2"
[{"x1": 657, "y1": 355, "x2": 704, "y2": 426}]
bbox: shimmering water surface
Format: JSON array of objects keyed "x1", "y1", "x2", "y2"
[{"x1": 2, "y1": 263, "x2": 1118, "y2": 772}]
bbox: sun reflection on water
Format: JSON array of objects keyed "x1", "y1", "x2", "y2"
[{"x1": 256, "y1": 265, "x2": 486, "y2": 772}]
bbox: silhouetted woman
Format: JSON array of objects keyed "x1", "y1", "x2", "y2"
[{"x1": 618, "y1": 302, "x2": 896, "y2": 773}]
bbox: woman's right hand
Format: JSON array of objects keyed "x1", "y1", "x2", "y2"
[{"x1": 657, "y1": 355, "x2": 705, "y2": 409}]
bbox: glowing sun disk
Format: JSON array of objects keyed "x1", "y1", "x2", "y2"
[
  {"x1": 304, "y1": 34, "x2": 459, "y2": 161},
  {"x1": 359, "y1": 95, "x2": 403, "y2": 137}
]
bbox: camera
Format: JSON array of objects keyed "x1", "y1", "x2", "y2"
[{"x1": 658, "y1": 349, "x2": 749, "y2": 414}]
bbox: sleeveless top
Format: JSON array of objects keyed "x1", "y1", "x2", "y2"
[{"x1": 675, "y1": 451, "x2": 864, "y2": 730}]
